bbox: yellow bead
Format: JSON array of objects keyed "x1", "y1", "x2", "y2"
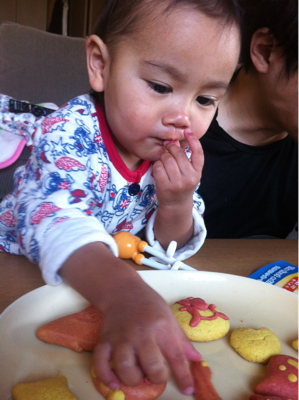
[
  {"x1": 287, "y1": 359, "x2": 298, "y2": 369},
  {"x1": 288, "y1": 373, "x2": 297, "y2": 383},
  {"x1": 107, "y1": 389, "x2": 125, "y2": 400}
]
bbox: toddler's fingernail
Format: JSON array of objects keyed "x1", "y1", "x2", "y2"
[
  {"x1": 184, "y1": 129, "x2": 192, "y2": 135},
  {"x1": 109, "y1": 383, "x2": 120, "y2": 390},
  {"x1": 183, "y1": 386, "x2": 194, "y2": 395}
]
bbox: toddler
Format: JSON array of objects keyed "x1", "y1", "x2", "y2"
[{"x1": 0, "y1": 0, "x2": 241, "y2": 395}]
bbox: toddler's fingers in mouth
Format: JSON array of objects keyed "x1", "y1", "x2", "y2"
[{"x1": 163, "y1": 140, "x2": 180, "y2": 147}]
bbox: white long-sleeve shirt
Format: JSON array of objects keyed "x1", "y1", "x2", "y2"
[{"x1": 0, "y1": 94, "x2": 206, "y2": 284}]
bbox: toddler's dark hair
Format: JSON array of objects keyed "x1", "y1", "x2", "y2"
[
  {"x1": 93, "y1": 0, "x2": 242, "y2": 52},
  {"x1": 238, "y1": 0, "x2": 298, "y2": 76}
]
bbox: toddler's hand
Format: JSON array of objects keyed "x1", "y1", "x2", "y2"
[
  {"x1": 92, "y1": 276, "x2": 201, "y2": 395},
  {"x1": 153, "y1": 129, "x2": 204, "y2": 207}
]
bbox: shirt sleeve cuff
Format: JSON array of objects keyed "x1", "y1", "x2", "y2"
[
  {"x1": 39, "y1": 217, "x2": 119, "y2": 285},
  {"x1": 145, "y1": 208, "x2": 206, "y2": 261}
]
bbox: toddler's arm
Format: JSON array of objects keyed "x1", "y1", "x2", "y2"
[{"x1": 59, "y1": 242, "x2": 201, "y2": 395}]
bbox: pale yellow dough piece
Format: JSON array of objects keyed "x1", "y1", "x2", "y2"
[
  {"x1": 171, "y1": 303, "x2": 230, "y2": 342},
  {"x1": 12, "y1": 376, "x2": 78, "y2": 400},
  {"x1": 292, "y1": 339, "x2": 298, "y2": 351},
  {"x1": 230, "y1": 327, "x2": 282, "y2": 364}
]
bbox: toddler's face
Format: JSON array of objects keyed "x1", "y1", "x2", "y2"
[{"x1": 102, "y1": 6, "x2": 240, "y2": 169}]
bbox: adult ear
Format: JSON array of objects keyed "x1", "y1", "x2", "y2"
[
  {"x1": 86, "y1": 34, "x2": 110, "y2": 92},
  {"x1": 250, "y1": 28, "x2": 274, "y2": 74}
]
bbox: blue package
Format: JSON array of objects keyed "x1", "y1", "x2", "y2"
[{"x1": 248, "y1": 260, "x2": 298, "y2": 293}]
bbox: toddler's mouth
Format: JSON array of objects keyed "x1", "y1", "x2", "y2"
[{"x1": 163, "y1": 140, "x2": 180, "y2": 147}]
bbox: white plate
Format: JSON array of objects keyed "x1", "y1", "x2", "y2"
[{"x1": 0, "y1": 271, "x2": 297, "y2": 400}]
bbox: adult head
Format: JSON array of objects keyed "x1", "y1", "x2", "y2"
[{"x1": 238, "y1": 0, "x2": 298, "y2": 139}]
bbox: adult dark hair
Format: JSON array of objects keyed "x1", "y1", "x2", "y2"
[
  {"x1": 238, "y1": 0, "x2": 298, "y2": 76},
  {"x1": 92, "y1": 0, "x2": 242, "y2": 51}
]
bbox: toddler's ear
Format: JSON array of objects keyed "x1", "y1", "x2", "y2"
[{"x1": 86, "y1": 35, "x2": 110, "y2": 92}]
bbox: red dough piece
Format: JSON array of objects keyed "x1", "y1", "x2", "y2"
[
  {"x1": 254, "y1": 355, "x2": 298, "y2": 400},
  {"x1": 36, "y1": 305, "x2": 103, "y2": 352},
  {"x1": 92, "y1": 376, "x2": 166, "y2": 400},
  {"x1": 191, "y1": 360, "x2": 222, "y2": 400},
  {"x1": 250, "y1": 395, "x2": 291, "y2": 400}
]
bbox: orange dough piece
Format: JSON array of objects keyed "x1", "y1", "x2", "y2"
[
  {"x1": 36, "y1": 305, "x2": 103, "y2": 352},
  {"x1": 92, "y1": 376, "x2": 166, "y2": 400},
  {"x1": 254, "y1": 355, "x2": 298, "y2": 399},
  {"x1": 191, "y1": 360, "x2": 222, "y2": 400}
]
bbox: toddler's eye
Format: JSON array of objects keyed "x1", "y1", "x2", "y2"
[
  {"x1": 148, "y1": 82, "x2": 171, "y2": 94},
  {"x1": 196, "y1": 96, "x2": 215, "y2": 106}
]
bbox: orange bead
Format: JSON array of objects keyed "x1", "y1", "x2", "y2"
[
  {"x1": 113, "y1": 232, "x2": 141, "y2": 259},
  {"x1": 133, "y1": 253, "x2": 144, "y2": 265},
  {"x1": 137, "y1": 241, "x2": 148, "y2": 252}
]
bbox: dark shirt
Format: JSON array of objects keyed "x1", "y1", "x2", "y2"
[{"x1": 198, "y1": 114, "x2": 298, "y2": 238}]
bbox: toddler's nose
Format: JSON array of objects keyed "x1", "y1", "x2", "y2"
[{"x1": 162, "y1": 109, "x2": 190, "y2": 131}]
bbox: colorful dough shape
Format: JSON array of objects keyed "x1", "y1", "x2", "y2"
[
  {"x1": 230, "y1": 328, "x2": 281, "y2": 363},
  {"x1": 12, "y1": 376, "x2": 78, "y2": 400},
  {"x1": 253, "y1": 355, "x2": 298, "y2": 399},
  {"x1": 91, "y1": 369, "x2": 166, "y2": 400},
  {"x1": 36, "y1": 305, "x2": 103, "y2": 352},
  {"x1": 191, "y1": 360, "x2": 221, "y2": 400},
  {"x1": 171, "y1": 297, "x2": 230, "y2": 342}
]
